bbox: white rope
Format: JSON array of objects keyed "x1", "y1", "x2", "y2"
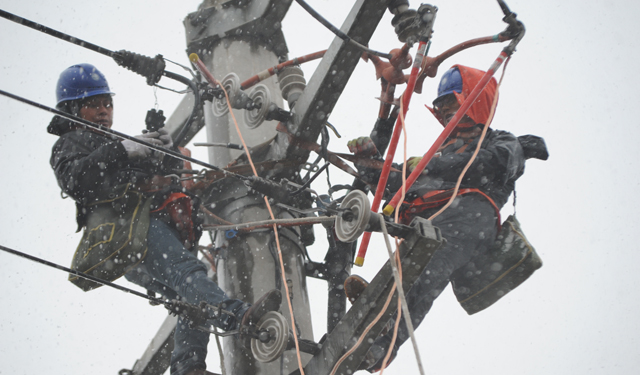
[
  {"x1": 213, "y1": 326, "x2": 227, "y2": 375},
  {"x1": 379, "y1": 215, "x2": 425, "y2": 375},
  {"x1": 203, "y1": 216, "x2": 336, "y2": 232}
]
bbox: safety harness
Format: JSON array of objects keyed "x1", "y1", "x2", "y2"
[
  {"x1": 397, "y1": 129, "x2": 501, "y2": 226},
  {"x1": 399, "y1": 188, "x2": 500, "y2": 225}
]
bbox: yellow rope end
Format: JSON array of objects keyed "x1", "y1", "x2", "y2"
[{"x1": 382, "y1": 205, "x2": 394, "y2": 216}]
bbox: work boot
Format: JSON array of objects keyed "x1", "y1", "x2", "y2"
[
  {"x1": 345, "y1": 275, "x2": 393, "y2": 337},
  {"x1": 240, "y1": 289, "x2": 282, "y2": 327},
  {"x1": 344, "y1": 274, "x2": 369, "y2": 304}
]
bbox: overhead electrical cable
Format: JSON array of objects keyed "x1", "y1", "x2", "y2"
[
  {"x1": 0, "y1": 244, "x2": 163, "y2": 303},
  {"x1": 0, "y1": 88, "x2": 249, "y2": 182},
  {"x1": 0, "y1": 9, "x2": 200, "y2": 147},
  {"x1": 293, "y1": 0, "x2": 392, "y2": 59},
  {"x1": 0, "y1": 9, "x2": 119, "y2": 59}
]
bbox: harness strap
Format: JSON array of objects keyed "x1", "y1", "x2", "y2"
[
  {"x1": 150, "y1": 192, "x2": 189, "y2": 213},
  {"x1": 400, "y1": 188, "x2": 501, "y2": 227},
  {"x1": 151, "y1": 192, "x2": 197, "y2": 248}
]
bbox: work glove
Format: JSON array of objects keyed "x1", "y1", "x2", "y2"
[
  {"x1": 407, "y1": 156, "x2": 423, "y2": 172},
  {"x1": 157, "y1": 127, "x2": 173, "y2": 149},
  {"x1": 150, "y1": 127, "x2": 175, "y2": 163},
  {"x1": 121, "y1": 132, "x2": 164, "y2": 160},
  {"x1": 347, "y1": 136, "x2": 378, "y2": 157}
]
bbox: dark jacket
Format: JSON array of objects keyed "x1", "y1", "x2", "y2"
[
  {"x1": 50, "y1": 120, "x2": 130, "y2": 201},
  {"x1": 395, "y1": 127, "x2": 524, "y2": 209},
  {"x1": 49, "y1": 116, "x2": 158, "y2": 229},
  {"x1": 48, "y1": 116, "x2": 154, "y2": 291},
  {"x1": 358, "y1": 64, "x2": 541, "y2": 219},
  {"x1": 356, "y1": 127, "x2": 525, "y2": 219}
]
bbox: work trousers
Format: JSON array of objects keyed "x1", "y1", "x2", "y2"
[
  {"x1": 125, "y1": 218, "x2": 247, "y2": 375},
  {"x1": 368, "y1": 195, "x2": 499, "y2": 368}
]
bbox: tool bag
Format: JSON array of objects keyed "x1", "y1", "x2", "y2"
[
  {"x1": 452, "y1": 215, "x2": 542, "y2": 315},
  {"x1": 68, "y1": 183, "x2": 152, "y2": 291}
]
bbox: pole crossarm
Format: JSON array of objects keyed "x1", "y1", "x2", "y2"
[
  {"x1": 269, "y1": 0, "x2": 389, "y2": 163},
  {"x1": 184, "y1": 0, "x2": 293, "y2": 57},
  {"x1": 298, "y1": 218, "x2": 443, "y2": 375}
]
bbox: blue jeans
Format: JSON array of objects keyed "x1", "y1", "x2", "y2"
[
  {"x1": 367, "y1": 195, "x2": 499, "y2": 369},
  {"x1": 125, "y1": 218, "x2": 247, "y2": 375}
]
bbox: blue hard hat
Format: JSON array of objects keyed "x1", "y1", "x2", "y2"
[
  {"x1": 56, "y1": 63, "x2": 114, "y2": 105},
  {"x1": 433, "y1": 67, "x2": 462, "y2": 105}
]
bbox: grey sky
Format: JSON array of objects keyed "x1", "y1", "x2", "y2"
[{"x1": 0, "y1": 1, "x2": 638, "y2": 374}]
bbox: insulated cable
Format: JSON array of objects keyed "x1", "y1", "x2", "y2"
[
  {"x1": 0, "y1": 244, "x2": 240, "y2": 334},
  {"x1": 240, "y1": 50, "x2": 327, "y2": 90},
  {"x1": 293, "y1": 0, "x2": 392, "y2": 60},
  {"x1": 194, "y1": 142, "x2": 245, "y2": 150},
  {"x1": 0, "y1": 9, "x2": 118, "y2": 59},
  {"x1": 0, "y1": 89, "x2": 248, "y2": 181},
  {"x1": 0, "y1": 244, "x2": 164, "y2": 304},
  {"x1": 0, "y1": 9, "x2": 201, "y2": 147},
  {"x1": 203, "y1": 216, "x2": 336, "y2": 232}
]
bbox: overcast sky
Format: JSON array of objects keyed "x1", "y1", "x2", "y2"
[{"x1": 1, "y1": 1, "x2": 639, "y2": 374}]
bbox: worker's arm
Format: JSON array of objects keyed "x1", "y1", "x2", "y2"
[
  {"x1": 424, "y1": 130, "x2": 525, "y2": 187},
  {"x1": 51, "y1": 131, "x2": 131, "y2": 204}
]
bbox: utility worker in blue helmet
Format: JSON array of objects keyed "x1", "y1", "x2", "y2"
[
  {"x1": 48, "y1": 63, "x2": 281, "y2": 375},
  {"x1": 346, "y1": 65, "x2": 548, "y2": 372}
]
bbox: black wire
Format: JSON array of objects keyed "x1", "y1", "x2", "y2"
[
  {"x1": 0, "y1": 9, "x2": 119, "y2": 59},
  {"x1": 302, "y1": 124, "x2": 331, "y2": 183},
  {"x1": 293, "y1": 0, "x2": 392, "y2": 60},
  {"x1": 496, "y1": 0, "x2": 513, "y2": 16},
  {"x1": 320, "y1": 125, "x2": 334, "y2": 194},
  {"x1": 0, "y1": 244, "x2": 237, "y2": 321},
  {"x1": 0, "y1": 9, "x2": 202, "y2": 149},
  {"x1": 291, "y1": 162, "x2": 330, "y2": 196},
  {"x1": 268, "y1": 233, "x2": 283, "y2": 290},
  {"x1": 164, "y1": 70, "x2": 201, "y2": 147},
  {"x1": 0, "y1": 244, "x2": 164, "y2": 304},
  {"x1": 301, "y1": 154, "x2": 322, "y2": 183},
  {"x1": 0, "y1": 88, "x2": 249, "y2": 181},
  {"x1": 292, "y1": 124, "x2": 332, "y2": 195}
]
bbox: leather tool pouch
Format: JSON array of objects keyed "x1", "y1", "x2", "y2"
[
  {"x1": 69, "y1": 184, "x2": 152, "y2": 291},
  {"x1": 452, "y1": 215, "x2": 542, "y2": 315}
]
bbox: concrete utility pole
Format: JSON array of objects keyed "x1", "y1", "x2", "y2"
[
  {"x1": 129, "y1": 0, "x2": 396, "y2": 374},
  {"x1": 185, "y1": 1, "x2": 314, "y2": 374}
]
